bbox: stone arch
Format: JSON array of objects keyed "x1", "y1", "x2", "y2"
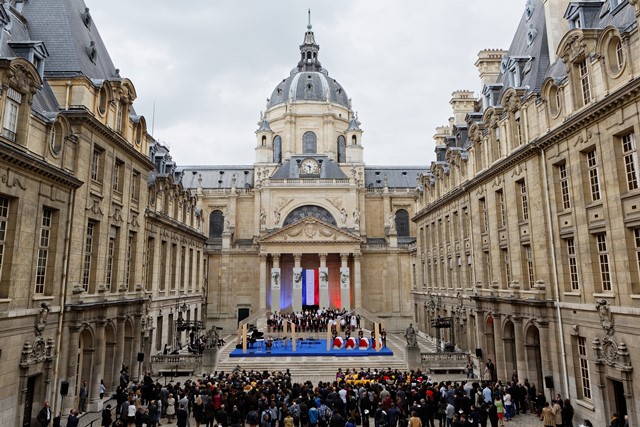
[
  {"x1": 525, "y1": 322, "x2": 543, "y2": 389},
  {"x1": 123, "y1": 318, "x2": 135, "y2": 374},
  {"x1": 208, "y1": 210, "x2": 224, "y2": 238},
  {"x1": 283, "y1": 205, "x2": 337, "y2": 227},
  {"x1": 484, "y1": 315, "x2": 497, "y2": 380},
  {"x1": 77, "y1": 327, "x2": 94, "y2": 399},
  {"x1": 104, "y1": 322, "x2": 117, "y2": 392},
  {"x1": 273, "y1": 135, "x2": 282, "y2": 163},
  {"x1": 337, "y1": 135, "x2": 346, "y2": 162},
  {"x1": 503, "y1": 318, "x2": 517, "y2": 379}
]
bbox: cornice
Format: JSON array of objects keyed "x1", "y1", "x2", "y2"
[
  {"x1": 0, "y1": 140, "x2": 83, "y2": 189},
  {"x1": 145, "y1": 210, "x2": 207, "y2": 242}
]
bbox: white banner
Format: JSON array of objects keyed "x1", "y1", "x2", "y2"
[
  {"x1": 293, "y1": 267, "x2": 303, "y2": 289},
  {"x1": 271, "y1": 268, "x2": 281, "y2": 290},
  {"x1": 319, "y1": 267, "x2": 329, "y2": 289},
  {"x1": 340, "y1": 267, "x2": 350, "y2": 289}
]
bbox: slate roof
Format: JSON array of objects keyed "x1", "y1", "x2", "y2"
[
  {"x1": 364, "y1": 167, "x2": 425, "y2": 189},
  {"x1": 180, "y1": 166, "x2": 255, "y2": 189},
  {"x1": 21, "y1": 0, "x2": 119, "y2": 79}
]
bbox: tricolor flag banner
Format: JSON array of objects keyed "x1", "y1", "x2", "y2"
[{"x1": 302, "y1": 269, "x2": 320, "y2": 305}]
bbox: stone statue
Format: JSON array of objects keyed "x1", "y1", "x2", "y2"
[
  {"x1": 389, "y1": 212, "x2": 396, "y2": 232},
  {"x1": 260, "y1": 209, "x2": 267, "y2": 228},
  {"x1": 340, "y1": 208, "x2": 347, "y2": 224},
  {"x1": 404, "y1": 323, "x2": 417, "y2": 347},
  {"x1": 352, "y1": 208, "x2": 360, "y2": 224}
]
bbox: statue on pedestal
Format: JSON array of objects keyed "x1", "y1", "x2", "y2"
[{"x1": 404, "y1": 323, "x2": 418, "y2": 347}]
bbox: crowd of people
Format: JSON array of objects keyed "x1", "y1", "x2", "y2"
[
  {"x1": 68, "y1": 364, "x2": 601, "y2": 427},
  {"x1": 267, "y1": 309, "x2": 361, "y2": 334}
]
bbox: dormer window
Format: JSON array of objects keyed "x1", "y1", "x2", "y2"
[
  {"x1": 2, "y1": 88, "x2": 21, "y2": 142},
  {"x1": 506, "y1": 57, "x2": 530, "y2": 88}
]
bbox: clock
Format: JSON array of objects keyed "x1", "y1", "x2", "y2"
[{"x1": 300, "y1": 158, "x2": 319, "y2": 175}]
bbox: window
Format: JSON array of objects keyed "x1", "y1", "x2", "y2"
[
  {"x1": 105, "y1": 226, "x2": 119, "y2": 291},
  {"x1": 596, "y1": 233, "x2": 611, "y2": 291},
  {"x1": 558, "y1": 164, "x2": 571, "y2": 209},
  {"x1": 395, "y1": 209, "x2": 410, "y2": 237},
  {"x1": 131, "y1": 170, "x2": 140, "y2": 201},
  {"x1": 501, "y1": 248, "x2": 511, "y2": 286},
  {"x1": 632, "y1": 228, "x2": 640, "y2": 294},
  {"x1": 2, "y1": 88, "x2": 21, "y2": 141},
  {"x1": 567, "y1": 238, "x2": 580, "y2": 291},
  {"x1": 159, "y1": 241, "x2": 167, "y2": 291},
  {"x1": 124, "y1": 232, "x2": 135, "y2": 291},
  {"x1": 82, "y1": 221, "x2": 96, "y2": 291},
  {"x1": 514, "y1": 114, "x2": 523, "y2": 146},
  {"x1": 483, "y1": 250, "x2": 491, "y2": 285},
  {"x1": 586, "y1": 150, "x2": 601, "y2": 201},
  {"x1": 337, "y1": 135, "x2": 346, "y2": 163},
  {"x1": 479, "y1": 198, "x2": 488, "y2": 233},
  {"x1": 156, "y1": 316, "x2": 163, "y2": 351},
  {"x1": 35, "y1": 208, "x2": 52, "y2": 294},
  {"x1": 606, "y1": 36, "x2": 624, "y2": 75},
  {"x1": 577, "y1": 336, "x2": 592, "y2": 400},
  {"x1": 622, "y1": 133, "x2": 639, "y2": 191},
  {"x1": 209, "y1": 210, "x2": 224, "y2": 238},
  {"x1": 496, "y1": 190, "x2": 506, "y2": 228},
  {"x1": 578, "y1": 60, "x2": 591, "y2": 105},
  {"x1": 116, "y1": 102, "x2": 124, "y2": 133},
  {"x1": 90, "y1": 147, "x2": 104, "y2": 182},
  {"x1": 50, "y1": 122, "x2": 63, "y2": 156},
  {"x1": 523, "y1": 244, "x2": 534, "y2": 288},
  {"x1": 113, "y1": 159, "x2": 124, "y2": 192},
  {"x1": 273, "y1": 136, "x2": 282, "y2": 163},
  {"x1": 145, "y1": 237, "x2": 154, "y2": 290},
  {"x1": 188, "y1": 248, "x2": 194, "y2": 289},
  {"x1": 170, "y1": 243, "x2": 177, "y2": 290},
  {"x1": 0, "y1": 197, "x2": 8, "y2": 287},
  {"x1": 180, "y1": 246, "x2": 186, "y2": 290},
  {"x1": 302, "y1": 131, "x2": 317, "y2": 154},
  {"x1": 518, "y1": 180, "x2": 529, "y2": 221}
]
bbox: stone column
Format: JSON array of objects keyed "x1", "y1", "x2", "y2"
[
  {"x1": 340, "y1": 253, "x2": 351, "y2": 310},
  {"x1": 271, "y1": 254, "x2": 281, "y2": 312},
  {"x1": 130, "y1": 315, "x2": 142, "y2": 382},
  {"x1": 538, "y1": 321, "x2": 553, "y2": 400},
  {"x1": 113, "y1": 316, "x2": 125, "y2": 391},
  {"x1": 353, "y1": 254, "x2": 362, "y2": 308},
  {"x1": 292, "y1": 254, "x2": 302, "y2": 312},
  {"x1": 494, "y1": 314, "x2": 506, "y2": 382},
  {"x1": 259, "y1": 254, "x2": 268, "y2": 310},
  {"x1": 89, "y1": 318, "x2": 106, "y2": 411},
  {"x1": 319, "y1": 253, "x2": 329, "y2": 308},
  {"x1": 514, "y1": 316, "x2": 526, "y2": 383},
  {"x1": 64, "y1": 324, "x2": 81, "y2": 414}
]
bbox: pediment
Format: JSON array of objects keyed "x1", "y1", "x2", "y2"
[{"x1": 260, "y1": 217, "x2": 362, "y2": 244}]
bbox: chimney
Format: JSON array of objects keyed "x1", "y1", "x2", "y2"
[
  {"x1": 475, "y1": 49, "x2": 507, "y2": 86},
  {"x1": 543, "y1": 0, "x2": 571, "y2": 62},
  {"x1": 450, "y1": 90, "x2": 476, "y2": 126}
]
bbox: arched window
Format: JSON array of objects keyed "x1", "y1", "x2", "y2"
[
  {"x1": 351, "y1": 135, "x2": 357, "y2": 145},
  {"x1": 303, "y1": 131, "x2": 317, "y2": 154},
  {"x1": 261, "y1": 135, "x2": 266, "y2": 147},
  {"x1": 283, "y1": 205, "x2": 337, "y2": 226},
  {"x1": 273, "y1": 135, "x2": 282, "y2": 163},
  {"x1": 395, "y1": 209, "x2": 410, "y2": 237},
  {"x1": 337, "y1": 135, "x2": 346, "y2": 163},
  {"x1": 209, "y1": 210, "x2": 224, "y2": 238}
]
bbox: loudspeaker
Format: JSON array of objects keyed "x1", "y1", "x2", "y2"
[
  {"x1": 60, "y1": 380, "x2": 69, "y2": 396},
  {"x1": 544, "y1": 375, "x2": 554, "y2": 389},
  {"x1": 137, "y1": 352, "x2": 145, "y2": 362},
  {"x1": 475, "y1": 348, "x2": 482, "y2": 358}
]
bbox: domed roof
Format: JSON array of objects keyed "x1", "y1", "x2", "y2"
[
  {"x1": 267, "y1": 12, "x2": 350, "y2": 109},
  {"x1": 268, "y1": 71, "x2": 350, "y2": 108}
]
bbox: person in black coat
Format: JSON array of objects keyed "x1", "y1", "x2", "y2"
[
  {"x1": 488, "y1": 403, "x2": 498, "y2": 427},
  {"x1": 101, "y1": 404, "x2": 113, "y2": 427},
  {"x1": 176, "y1": 403, "x2": 189, "y2": 427}
]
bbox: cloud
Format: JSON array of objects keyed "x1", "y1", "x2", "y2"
[{"x1": 87, "y1": 0, "x2": 525, "y2": 166}]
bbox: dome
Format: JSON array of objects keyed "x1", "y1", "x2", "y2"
[
  {"x1": 267, "y1": 15, "x2": 350, "y2": 109},
  {"x1": 268, "y1": 71, "x2": 350, "y2": 108}
]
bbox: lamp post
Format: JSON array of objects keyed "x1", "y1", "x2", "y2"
[{"x1": 174, "y1": 294, "x2": 188, "y2": 352}]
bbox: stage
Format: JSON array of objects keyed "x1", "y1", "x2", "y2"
[{"x1": 230, "y1": 338, "x2": 393, "y2": 358}]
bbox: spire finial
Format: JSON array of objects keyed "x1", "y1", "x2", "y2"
[{"x1": 307, "y1": 9, "x2": 312, "y2": 31}]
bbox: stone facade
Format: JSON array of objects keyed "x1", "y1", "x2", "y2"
[
  {"x1": 413, "y1": 0, "x2": 640, "y2": 423},
  {"x1": 0, "y1": 2, "x2": 206, "y2": 425}
]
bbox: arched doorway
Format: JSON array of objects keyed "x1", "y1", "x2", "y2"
[
  {"x1": 104, "y1": 323, "x2": 116, "y2": 392},
  {"x1": 525, "y1": 323, "x2": 544, "y2": 390},
  {"x1": 123, "y1": 319, "x2": 134, "y2": 373},
  {"x1": 503, "y1": 320, "x2": 517, "y2": 379},
  {"x1": 485, "y1": 316, "x2": 497, "y2": 379},
  {"x1": 76, "y1": 328, "x2": 94, "y2": 403}
]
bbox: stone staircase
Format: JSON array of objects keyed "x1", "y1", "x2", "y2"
[{"x1": 212, "y1": 332, "x2": 409, "y2": 384}]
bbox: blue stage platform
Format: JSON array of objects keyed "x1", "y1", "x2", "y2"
[{"x1": 230, "y1": 338, "x2": 393, "y2": 358}]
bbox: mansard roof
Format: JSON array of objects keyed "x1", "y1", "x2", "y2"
[
  {"x1": 364, "y1": 167, "x2": 426, "y2": 189},
  {"x1": 22, "y1": 0, "x2": 119, "y2": 79},
  {"x1": 180, "y1": 166, "x2": 255, "y2": 189}
]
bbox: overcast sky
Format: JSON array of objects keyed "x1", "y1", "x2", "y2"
[{"x1": 86, "y1": 1, "x2": 525, "y2": 167}]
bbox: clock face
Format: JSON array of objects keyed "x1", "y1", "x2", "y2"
[{"x1": 301, "y1": 158, "x2": 319, "y2": 175}]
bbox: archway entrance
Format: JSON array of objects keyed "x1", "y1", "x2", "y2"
[
  {"x1": 76, "y1": 329, "x2": 94, "y2": 405},
  {"x1": 485, "y1": 316, "x2": 497, "y2": 380},
  {"x1": 503, "y1": 320, "x2": 517, "y2": 378},
  {"x1": 525, "y1": 324, "x2": 543, "y2": 390},
  {"x1": 104, "y1": 323, "x2": 116, "y2": 392}
]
